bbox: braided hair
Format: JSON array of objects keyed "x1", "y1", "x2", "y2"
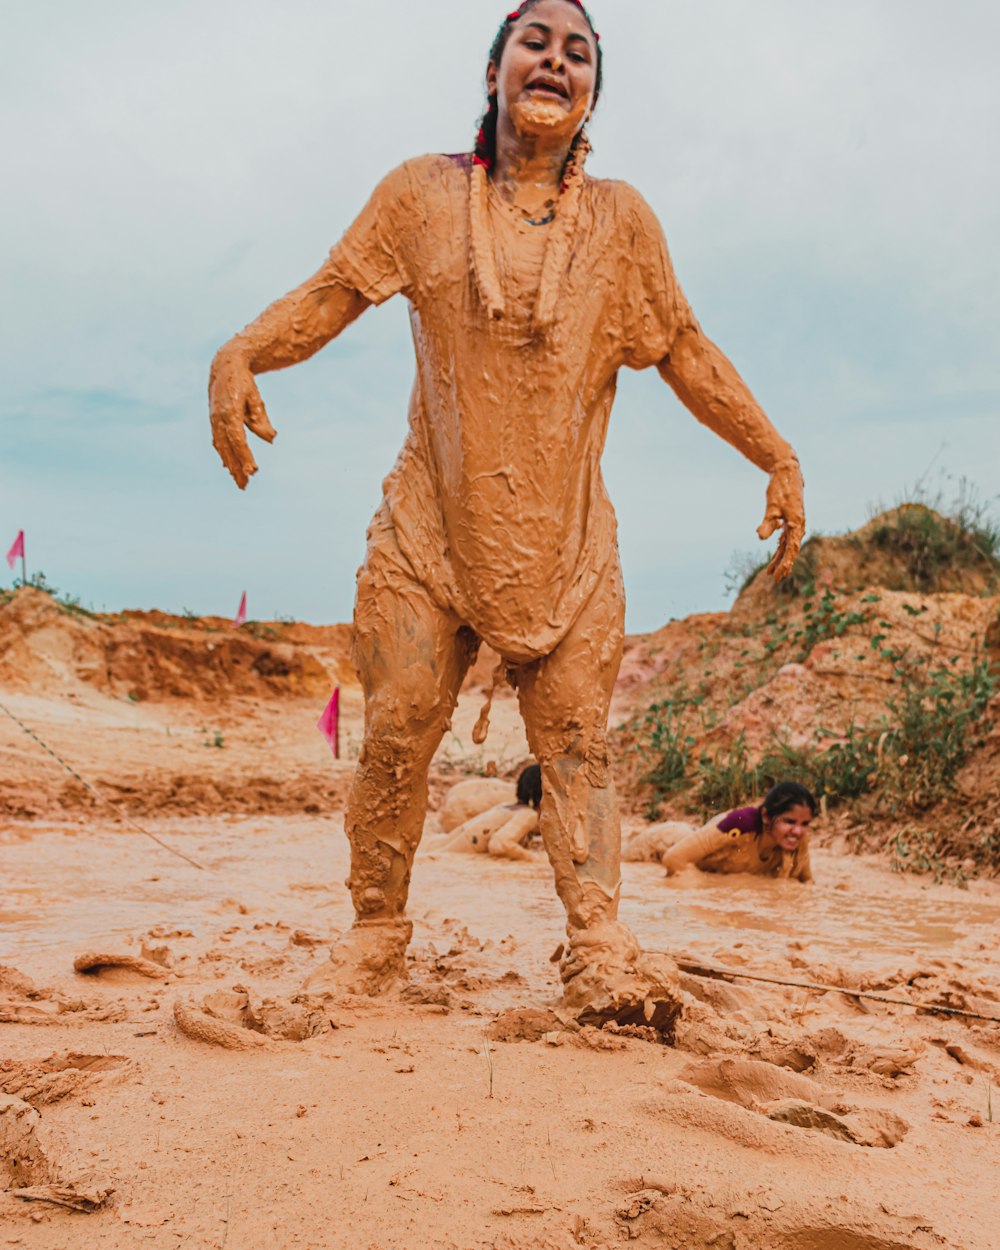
[{"x1": 469, "y1": 0, "x2": 603, "y2": 329}]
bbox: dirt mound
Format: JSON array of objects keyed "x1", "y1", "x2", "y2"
[
  {"x1": 734, "y1": 503, "x2": 1000, "y2": 619},
  {"x1": 615, "y1": 507, "x2": 1000, "y2": 875},
  {"x1": 0, "y1": 588, "x2": 352, "y2": 702},
  {"x1": 618, "y1": 587, "x2": 997, "y2": 759}
]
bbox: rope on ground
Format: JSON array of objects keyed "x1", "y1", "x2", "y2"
[
  {"x1": 0, "y1": 697, "x2": 207, "y2": 872},
  {"x1": 673, "y1": 956, "x2": 1000, "y2": 1025}
]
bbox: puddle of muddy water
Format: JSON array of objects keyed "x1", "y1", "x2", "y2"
[
  {"x1": 623, "y1": 864, "x2": 1000, "y2": 968},
  {"x1": 2, "y1": 820, "x2": 998, "y2": 994}
]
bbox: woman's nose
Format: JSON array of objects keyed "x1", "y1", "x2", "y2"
[{"x1": 544, "y1": 54, "x2": 564, "y2": 72}]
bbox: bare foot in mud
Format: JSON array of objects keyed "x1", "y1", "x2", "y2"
[
  {"x1": 303, "y1": 920, "x2": 413, "y2": 999},
  {"x1": 560, "y1": 920, "x2": 683, "y2": 1037}
]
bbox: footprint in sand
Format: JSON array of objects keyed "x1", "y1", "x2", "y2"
[{"x1": 675, "y1": 1056, "x2": 910, "y2": 1149}]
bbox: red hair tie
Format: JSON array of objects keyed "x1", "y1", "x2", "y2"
[{"x1": 506, "y1": 3, "x2": 600, "y2": 41}]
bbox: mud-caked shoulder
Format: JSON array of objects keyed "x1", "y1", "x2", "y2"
[
  {"x1": 400, "y1": 152, "x2": 472, "y2": 182},
  {"x1": 585, "y1": 176, "x2": 659, "y2": 224}
]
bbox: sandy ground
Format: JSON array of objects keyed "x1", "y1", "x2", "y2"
[{"x1": 2, "y1": 686, "x2": 1000, "y2": 1249}]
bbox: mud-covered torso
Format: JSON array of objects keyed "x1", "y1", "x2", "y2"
[
  {"x1": 328, "y1": 154, "x2": 691, "y2": 660},
  {"x1": 698, "y1": 809, "x2": 811, "y2": 881},
  {"x1": 699, "y1": 832, "x2": 787, "y2": 877}
]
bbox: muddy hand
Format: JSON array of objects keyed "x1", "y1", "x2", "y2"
[
  {"x1": 208, "y1": 350, "x2": 277, "y2": 490},
  {"x1": 757, "y1": 457, "x2": 805, "y2": 580}
]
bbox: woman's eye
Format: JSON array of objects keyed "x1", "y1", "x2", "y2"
[
  {"x1": 525, "y1": 39, "x2": 545, "y2": 50},
  {"x1": 568, "y1": 52, "x2": 586, "y2": 63}
]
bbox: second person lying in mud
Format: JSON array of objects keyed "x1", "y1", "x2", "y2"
[
  {"x1": 626, "y1": 781, "x2": 816, "y2": 882},
  {"x1": 437, "y1": 764, "x2": 543, "y2": 860}
]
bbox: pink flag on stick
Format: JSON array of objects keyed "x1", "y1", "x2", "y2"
[
  {"x1": 6, "y1": 530, "x2": 24, "y2": 571},
  {"x1": 232, "y1": 591, "x2": 247, "y2": 629},
  {"x1": 317, "y1": 687, "x2": 341, "y2": 759}
]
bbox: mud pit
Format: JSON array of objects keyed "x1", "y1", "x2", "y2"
[
  {"x1": 2, "y1": 796, "x2": 998, "y2": 1247},
  {"x1": 2, "y1": 606, "x2": 998, "y2": 1247}
]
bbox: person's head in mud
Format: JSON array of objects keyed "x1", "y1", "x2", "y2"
[
  {"x1": 475, "y1": 0, "x2": 603, "y2": 177},
  {"x1": 761, "y1": 782, "x2": 817, "y2": 852},
  {"x1": 516, "y1": 763, "x2": 543, "y2": 810}
]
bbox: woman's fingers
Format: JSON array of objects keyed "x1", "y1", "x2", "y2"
[
  {"x1": 244, "y1": 383, "x2": 277, "y2": 444},
  {"x1": 780, "y1": 518, "x2": 804, "y2": 576},
  {"x1": 214, "y1": 395, "x2": 257, "y2": 488},
  {"x1": 767, "y1": 528, "x2": 791, "y2": 580},
  {"x1": 759, "y1": 457, "x2": 805, "y2": 580},
  {"x1": 209, "y1": 355, "x2": 264, "y2": 489},
  {"x1": 765, "y1": 518, "x2": 805, "y2": 580},
  {"x1": 212, "y1": 416, "x2": 256, "y2": 490}
]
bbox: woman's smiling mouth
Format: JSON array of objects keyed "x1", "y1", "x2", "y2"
[{"x1": 526, "y1": 76, "x2": 569, "y2": 100}]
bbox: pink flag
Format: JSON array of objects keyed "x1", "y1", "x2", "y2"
[
  {"x1": 317, "y1": 687, "x2": 341, "y2": 759},
  {"x1": 6, "y1": 530, "x2": 24, "y2": 571},
  {"x1": 232, "y1": 591, "x2": 247, "y2": 629}
]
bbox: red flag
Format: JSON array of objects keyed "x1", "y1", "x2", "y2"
[
  {"x1": 232, "y1": 591, "x2": 247, "y2": 629},
  {"x1": 6, "y1": 530, "x2": 24, "y2": 571},
  {"x1": 317, "y1": 687, "x2": 340, "y2": 759}
]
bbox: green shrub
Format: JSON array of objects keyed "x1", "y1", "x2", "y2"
[
  {"x1": 774, "y1": 539, "x2": 819, "y2": 598},
  {"x1": 879, "y1": 655, "x2": 995, "y2": 810},
  {"x1": 870, "y1": 484, "x2": 1000, "y2": 593},
  {"x1": 646, "y1": 652, "x2": 994, "y2": 827},
  {"x1": 890, "y1": 827, "x2": 970, "y2": 886},
  {"x1": 695, "y1": 732, "x2": 761, "y2": 812},
  {"x1": 763, "y1": 725, "x2": 882, "y2": 803},
  {"x1": 640, "y1": 697, "x2": 696, "y2": 808}
]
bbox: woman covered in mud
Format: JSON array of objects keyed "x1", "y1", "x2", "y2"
[
  {"x1": 658, "y1": 781, "x2": 816, "y2": 882},
  {"x1": 437, "y1": 763, "x2": 543, "y2": 860},
  {"x1": 208, "y1": 0, "x2": 805, "y2": 1027}
]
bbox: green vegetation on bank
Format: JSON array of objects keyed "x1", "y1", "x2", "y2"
[
  {"x1": 1, "y1": 571, "x2": 97, "y2": 619},
  {"x1": 632, "y1": 489, "x2": 1000, "y2": 883}
]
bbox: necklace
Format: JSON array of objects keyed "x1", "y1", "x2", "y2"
[
  {"x1": 515, "y1": 194, "x2": 556, "y2": 226},
  {"x1": 489, "y1": 181, "x2": 556, "y2": 228}
]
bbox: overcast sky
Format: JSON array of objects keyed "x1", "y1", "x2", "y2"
[{"x1": 2, "y1": 0, "x2": 998, "y2": 631}]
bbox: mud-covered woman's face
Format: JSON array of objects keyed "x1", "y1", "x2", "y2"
[
  {"x1": 769, "y1": 804, "x2": 814, "y2": 852},
  {"x1": 487, "y1": 0, "x2": 598, "y2": 138}
]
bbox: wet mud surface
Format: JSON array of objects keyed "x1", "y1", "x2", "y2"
[{"x1": 2, "y1": 814, "x2": 998, "y2": 1249}]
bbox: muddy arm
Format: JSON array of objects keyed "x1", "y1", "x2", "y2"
[
  {"x1": 657, "y1": 327, "x2": 805, "y2": 580},
  {"x1": 661, "y1": 820, "x2": 731, "y2": 877},
  {"x1": 487, "y1": 807, "x2": 539, "y2": 862},
  {"x1": 209, "y1": 264, "x2": 370, "y2": 489},
  {"x1": 793, "y1": 836, "x2": 815, "y2": 883}
]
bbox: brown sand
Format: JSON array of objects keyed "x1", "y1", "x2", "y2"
[{"x1": 2, "y1": 672, "x2": 999, "y2": 1248}]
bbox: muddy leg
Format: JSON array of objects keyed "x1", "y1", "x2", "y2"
[
  {"x1": 306, "y1": 510, "x2": 475, "y2": 997},
  {"x1": 515, "y1": 563, "x2": 681, "y2": 1031}
]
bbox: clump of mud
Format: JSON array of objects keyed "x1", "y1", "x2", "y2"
[
  {"x1": 1, "y1": 1093, "x2": 114, "y2": 1212},
  {"x1": 0, "y1": 963, "x2": 127, "y2": 1026},
  {"x1": 0, "y1": 1052, "x2": 132, "y2": 1108},
  {"x1": 174, "y1": 985, "x2": 333, "y2": 1050}
]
